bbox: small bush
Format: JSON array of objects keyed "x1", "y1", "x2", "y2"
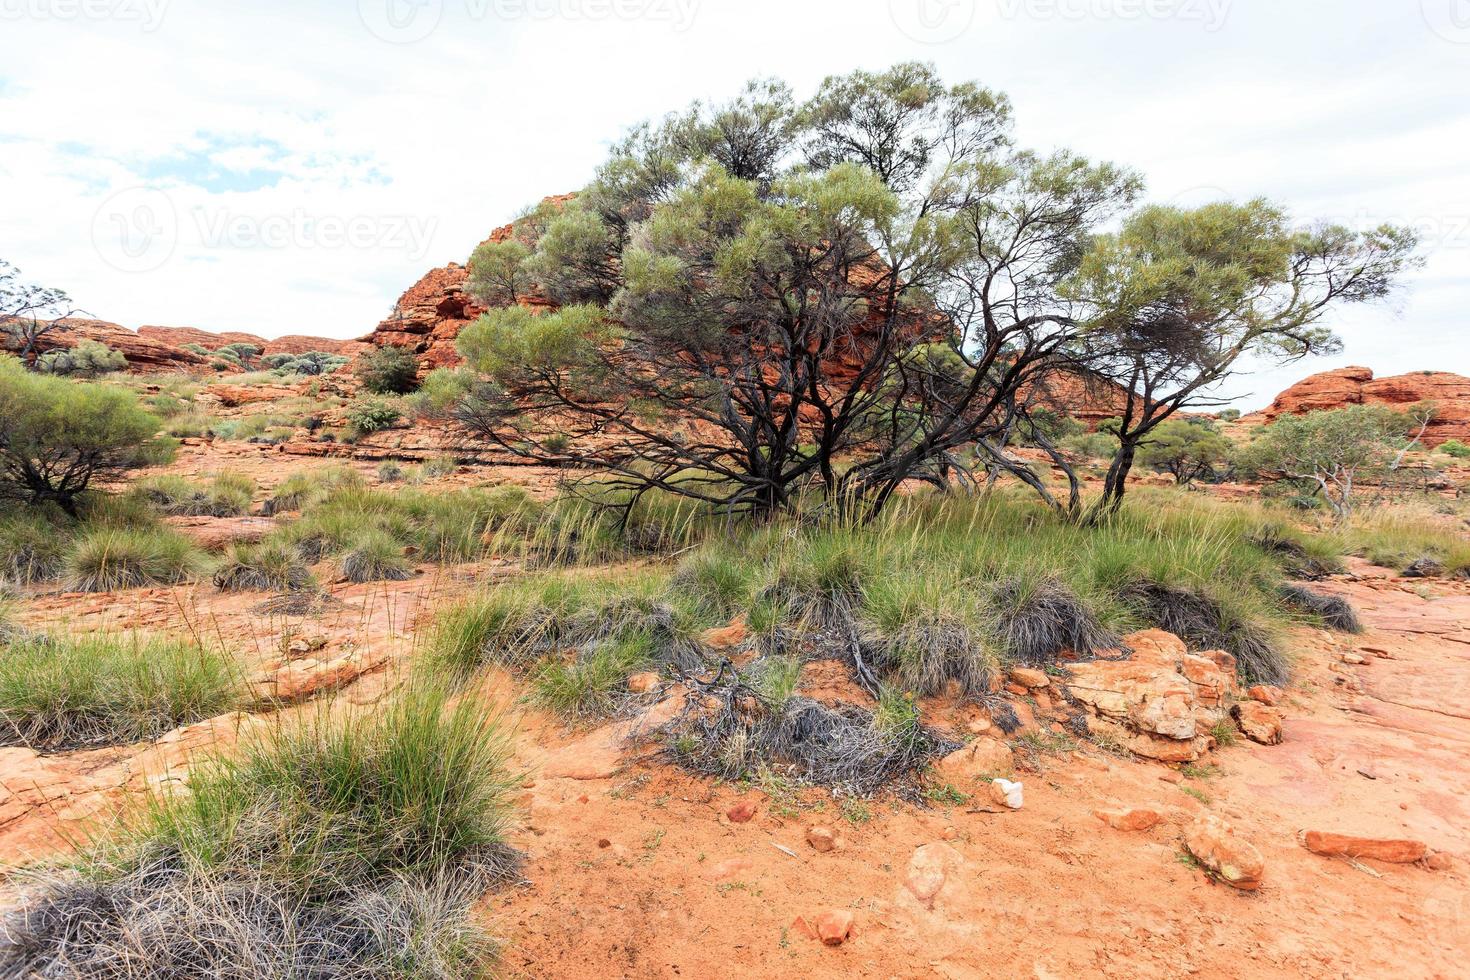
[
  {"x1": 347, "y1": 398, "x2": 403, "y2": 436},
  {"x1": 377, "y1": 460, "x2": 406, "y2": 483},
  {"x1": 35, "y1": 339, "x2": 128, "y2": 377},
  {"x1": 264, "y1": 350, "x2": 350, "y2": 377},
  {"x1": 214, "y1": 541, "x2": 314, "y2": 592},
  {"x1": 341, "y1": 530, "x2": 415, "y2": 583},
  {"x1": 987, "y1": 576, "x2": 1118, "y2": 666},
  {"x1": 355, "y1": 344, "x2": 420, "y2": 395},
  {"x1": 407, "y1": 367, "x2": 474, "y2": 419},
  {"x1": 1438, "y1": 439, "x2": 1470, "y2": 459},
  {"x1": 0, "y1": 635, "x2": 240, "y2": 749},
  {"x1": 65, "y1": 526, "x2": 204, "y2": 592}
]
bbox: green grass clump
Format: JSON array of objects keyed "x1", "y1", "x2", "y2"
[
  {"x1": 0, "y1": 511, "x2": 68, "y2": 584},
  {"x1": 0, "y1": 686, "x2": 520, "y2": 978},
  {"x1": 0, "y1": 635, "x2": 240, "y2": 749},
  {"x1": 341, "y1": 529, "x2": 416, "y2": 583},
  {"x1": 214, "y1": 540, "x2": 314, "y2": 592},
  {"x1": 64, "y1": 525, "x2": 205, "y2": 592},
  {"x1": 134, "y1": 472, "x2": 255, "y2": 517}
]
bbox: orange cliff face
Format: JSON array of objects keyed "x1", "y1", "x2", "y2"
[{"x1": 1256, "y1": 366, "x2": 1470, "y2": 447}]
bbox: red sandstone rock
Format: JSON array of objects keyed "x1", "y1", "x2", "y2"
[
  {"x1": 1094, "y1": 807, "x2": 1163, "y2": 832},
  {"x1": 1186, "y1": 816, "x2": 1265, "y2": 890},
  {"x1": 1301, "y1": 831, "x2": 1427, "y2": 864},
  {"x1": 1232, "y1": 701, "x2": 1284, "y2": 745},
  {"x1": 7, "y1": 318, "x2": 205, "y2": 370},
  {"x1": 1258, "y1": 366, "x2": 1470, "y2": 447},
  {"x1": 725, "y1": 799, "x2": 758, "y2": 824},
  {"x1": 814, "y1": 909, "x2": 854, "y2": 946}
]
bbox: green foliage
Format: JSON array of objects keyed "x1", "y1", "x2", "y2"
[
  {"x1": 134, "y1": 472, "x2": 255, "y2": 517},
  {"x1": 1438, "y1": 439, "x2": 1470, "y2": 459},
  {"x1": 354, "y1": 344, "x2": 420, "y2": 394},
  {"x1": 467, "y1": 238, "x2": 534, "y2": 306},
  {"x1": 406, "y1": 366, "x2": 475, "y2": 419},
  {"x1": 346, "y1": 397, "x2": 403, "y2": 436},
  {"x1": 341, "y1": 529, "x2": 415, "y2": 583},
  {"x1": 457, "y1": 304, "x2": 610, "y2": 387},
  {"x1": 0, "y1": 634, "x2": 241, "y2": 749},
  {"x1": 0, "y1": 355, "x2": 171, "y2": 514},
  {"x1": 1237, "y1": 405, "x2": 1408, "y2": 519},
  {"x1": 35, "y1": 339, "x2": 127, "y2": 377},
  {"x1": 0, "y1": 510, "x2": 67, "y2": 583},
  {"x1": 264, "y1": 350, "x2": 350, "y2": 377},
  {"x1": 64, "y1": 525, "x2": 205, "y2": 592},
  {"x1": 213, "y1": 540, "x2": 314, "y2": 592},
  {"x1": 1136, "y1": 418, "x2": 1231, "y2": 485}
]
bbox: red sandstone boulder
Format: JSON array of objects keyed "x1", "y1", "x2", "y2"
[
  {"x1": 1301, "y1": 831, "x2": 1427, "y2": 864},
  {"x1": 1186, "y1": 816, "x2": 1265, "y2": 890},
  {"x1": 1258, "y1": 366, "x2": 1470, "y2": 447}
]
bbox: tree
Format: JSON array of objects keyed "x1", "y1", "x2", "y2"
[
  {"x1": 354, "y1": 344, "x2": 420, "y2": 394},
  {"x1": 0, "y1": 356, "x2": 170, "y2": 515},
  {"x1": 36, "y1": 339, "x2": 128, "y2": 378},
  {"x1": 1237, "y1": 405, "x2": 1407, "y2": 520},
  {"x1": 0, "y1": 260, "x2": 84, "y2": 368},
  {"x1": 1065, "y1": 201, "x2": 1419, "y2": 522},
  {"x1": 1135, "y1": 417, "x2": 1231, "y2": 486},
  {"x1": 456, "y1": 64, "x2": 1137, "y2": 521},
  {"x1": 467, "y1": 238, "x2": 533, "y2": 307}
]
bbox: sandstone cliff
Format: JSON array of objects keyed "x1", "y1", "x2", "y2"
[{"x1": 1259, "y1": 366, "x2": 1470, "y2": 446}]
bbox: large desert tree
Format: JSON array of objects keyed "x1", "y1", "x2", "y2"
[
  {"x1": 455, "y1": 63, "x2": 1138, "y2": 520},
  {"x1": 0, "y1": 260, "x2": 83, "y2": 369},
  {"x1": 1065, "y1": 201, "x2": 1419, "y2": 521}
]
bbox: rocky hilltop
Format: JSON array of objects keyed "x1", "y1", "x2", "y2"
[
  {"x1": 4, "y1": 319, "x2": 364, "y2": 372},
  {"x1": 1260, "y1": 366, "x2": 1470, "y2": 446}
]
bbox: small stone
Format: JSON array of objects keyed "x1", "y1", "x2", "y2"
[
  {"x1": 1004, "y1": 682, "x2": 1028, "y2": 697},
  {"x1": 1340, "y1": 652, "x2": 1368, "y2": 666},
  {"x1": 1425, "y1": 851, "x2": 1454, "y2": 872},
  {"x1": 626, "y1": 671, "x2": 662, "y2": 694},
  {"x1": 814, "y1": 909, "x2": 854, "y2": 946},
  {"x1": 1302, "y1": 830, "x2": 1427, "y2": 864},
  {"x1": 726, "y1": 799, "x2": 758, "y2": 824},
  {"x1": 1094, "y1": 807, "x2": 1162, "y2": 832},
  {"x1": 706, "y1": 857, "x2": 753, "y2": 881},
  {"x1": 806, "y1": 826, "x2": 839, "y2": 853},
  {"x1": 939, "y1": 738, "x2": 1014, "y2": 779},
  {"x1": 1159, "y1": 771, "x2": 1184, "y2": 784},
  {"x1": 1007, "y1": 666, "x2": 1050, "y2": 689},
  {"x1": 1247, "y1": 685, "x2": 1281, "y2": 706},
  {"x1": 1232, "y1": 701, "x2": 1283, "y2": 745},
  {"x1": 989, "y1": 778, "x2": 1024, "y2": 810},
  {"x1": 1186, "y1": 816, "x2": 1265, "y2": 890}
]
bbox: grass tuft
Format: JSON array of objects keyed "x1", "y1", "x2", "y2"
[{"x1": 64, "y1": 525, "x2": 204, "y2": 592}]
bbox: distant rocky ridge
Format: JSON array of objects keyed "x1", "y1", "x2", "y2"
[
  {"x1": 4, "y1": 319, "x2": 365, "y2": 372},
  {"x1": 1257, "y1": 366, "x2": 1470, "y2": 447}
]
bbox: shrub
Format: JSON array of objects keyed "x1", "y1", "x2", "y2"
[
  {"x1": 1439, "y1": 439, "x2": 1470, "y2": 459},
  {"x1": 341, "y1": 530, "x2": 415, "y2": 583},
  {"x1": 407, "y1": 367, "x2": 474, "y2": 419},
  {"x1": 260, "y1": 466, "x2": 365, "y2": 515},
  {"x1": 214, "y1": 541, "x2": 314, "y2": 592},
  {"x1": 1278, "y1": 583, "x2": 1363, "y2": 633},
  {"x1": 0, "y1": 356, "x2": 172, "y2": 515},
  {"x1": 264, "y1": 350, "x2": 350, "y2": 377},
  {"x1": 35, "y1": 339, "x2": 127, "y2": 377},
  {"x1": 1136, "y1": 417, "x2": 1231, "y2": 485},
  {"x1": 347, "y1": 398, "x2": 402, "y2": 436},
  {"x1": 0, "y1": 686, "x2": 520, "y2": 978},
  {"x1": 135, "y1": 472, "x2": 255, "y2": 517},
  {"x1": 0, "y1": 634, "x2": 240, "y2": 749},
  {"x1": 377, "y1": 459, "x2": 406, "y2": 483},
  {"x1": 858, "y1": 574, "x2": 995, "y2": 695},
  {"x1": 65, "y1": 526, "x2": 204, "y2": 592},
  {"x1": 0, "y1": 511, "x2": 67, "y2": 583},
  {"x1": 987, "y1": 576, "x2": 1119, "y2": 665},
  {"x1": 354, "y1": 344, "x2": 420, "y2": 395}
]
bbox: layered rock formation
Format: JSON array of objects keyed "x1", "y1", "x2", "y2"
[
  {"x1": 1259, "y1": 366, "x2": 1470, "y2": 447},
  {"x1": 3, "y1": 319, "x2": 364, "y2": 372}
]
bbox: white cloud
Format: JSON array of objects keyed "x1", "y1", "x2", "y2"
[{"x1": 1, "y1": 0, "x2": 1465, "y2": 407}]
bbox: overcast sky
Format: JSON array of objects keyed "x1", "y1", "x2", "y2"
[{"x1": 2, "y1": 0, "x2": 1466, "y2": 408}]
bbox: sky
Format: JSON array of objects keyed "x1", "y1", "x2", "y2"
[{"x1": 1, "y1": 0, "x2": 1466, "y2": 409}]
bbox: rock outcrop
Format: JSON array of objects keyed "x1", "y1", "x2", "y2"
[
  {"x1": 138, "y1": 325, "x2": 366, "y2": 357},
  {"x1": 1259, "y1": 366, "x2": 1470, "y2": 447},
  {"x1": 8, "y1": 318, "x2": 206, "y2": 370}
]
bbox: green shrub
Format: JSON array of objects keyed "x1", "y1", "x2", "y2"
[
  {"x1": 346, "y1": 398, "x2": 402, "y2": 436},
  {"x1": 264, "y1": 350, "x2": 350, "y2": 377},
  {"x1": 35, "y1": 339, "x2": 128, "y2": 377},
  {"x1": 0, "y1": 634, "x2": 240, "y2": 749},
  {"x1": 0, "y1": 356, "x2": 171, "y2": 515},
  {"x1": 1439, "y1": 439, "x2": 1470, "y2": 459},
  {"x1": 64, "y1": 525, "x2": 204, "y2": 592},
  {"x1": 407, "y1": 367, "x2": 474, "y2": 419},
  {"x1": 377, "y1": 459, "x2": 406, "y2": 483},
  {"x1": 354, "y1": 344, "x2": 420, "y2": 395}
]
